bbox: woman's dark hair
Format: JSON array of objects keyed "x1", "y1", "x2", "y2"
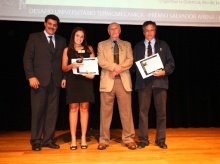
[{"x1": 68, "y1": 27, "x2": 91, "y2": 53}]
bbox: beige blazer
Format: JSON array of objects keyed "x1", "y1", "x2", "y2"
[{"x1": 97, "y1": 39, "x2": 133, "y2": 92}]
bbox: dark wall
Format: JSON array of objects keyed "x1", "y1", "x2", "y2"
[{"x1": 1, "y1": 20, "x2": 220, "y2": 131}]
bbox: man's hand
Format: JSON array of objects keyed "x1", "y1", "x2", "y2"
[
  {"x1": 29, "y1": 77, "x2": 40, "y2": 89},
  {"x1": 114, "y1": 65, "x2": 123, "y2": 74},
  {"x1": 109, "y1": 71, "x2": 118, "y2": 78},
  {"x1": 153, "y1": 69, "x2": 165, "y2": 77}
]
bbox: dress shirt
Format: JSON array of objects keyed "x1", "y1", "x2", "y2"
[{"x1": 144, "y1": 38, "x2": 155, "y2": 58}]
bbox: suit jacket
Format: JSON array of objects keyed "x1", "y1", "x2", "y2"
[
  {"x1": 23, "y1": 31, "x2": 66, "y2": 87},
  {"x1": 132, "y1": 38, "x2": 175, "y2": 90},
  {"x1": 97, "y1": 39, "x2": 133, "y2": 92}
]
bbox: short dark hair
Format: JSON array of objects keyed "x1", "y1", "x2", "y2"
[
  {"x1": 45, "y1": 14, "x2": 60, "y2": 25},
  {"x1": 142, "y1": 21, "x2": 157, "y2": 31}
]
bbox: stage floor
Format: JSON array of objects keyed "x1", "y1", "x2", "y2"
[{"x1": 0, "y1": 128, "x2": 220, "y2": 164}]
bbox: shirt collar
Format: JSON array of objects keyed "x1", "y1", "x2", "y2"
[
  {"x1": 44, "y1": 30, "x2": 54, "y2": 39},
  {"x1": 111, "y1": 38, "x2": 119, "y2": 43},
  {"x1": 144, "y1": 38, "x2": 155, "y2": 45}
]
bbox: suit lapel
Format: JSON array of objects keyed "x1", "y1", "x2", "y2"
[
  {"x1": 55, "y1": 35, "x2": 59, "y2": 51},
  {"x1": 138, "y1": 41, "x2": 145, "y2": 60},
  {"x1": 118, "y1": 40, "x2": 125, "y2": 64},
  {"x1": 40, "y1": 32, "x2": 50, "y2": 49},
  {"x1": 106, "y1": 40, "x2": 114, "y2": 62},
  {"x1": 39, "y1": 32, "x2": 55, "y2": 58}
]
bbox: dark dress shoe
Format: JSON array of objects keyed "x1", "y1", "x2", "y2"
[
  {"x1": 125, "y1": 142, "x2": 137, "y2": 150},
  {"x1": 70, "y1": 145, "x2": 77, "y2": 150},
  {"x1": 138, "y1": 141, "x2": 149, "y2": 149},
  {"x1": 81, "y1": 144, "x2": 88, "y2": 149},
  {"x1": 97, "y1": 143, "x2": 108, "y2": 150},
  {"x1": 42, "y1": 142, "x2": 60, "y2": 149},
  {"x1": 32, "y1": 143, "x2": 41, "y2": 151},
  {"x1": 156, "y1": 142, "x2": 168, "y2": 149}
]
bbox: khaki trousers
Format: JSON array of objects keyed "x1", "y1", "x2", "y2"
[{"x1": 99, "y1": 78, "x2": 135, "y2": 144}]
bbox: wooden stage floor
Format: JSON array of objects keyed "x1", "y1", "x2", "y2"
[{"x1": 0, "y1": 128, "x2": 220, "y2": 164}]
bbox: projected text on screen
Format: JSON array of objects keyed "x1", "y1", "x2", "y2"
[{"x1": 0, "y1": 0, "x2": 220, "y2": 27}]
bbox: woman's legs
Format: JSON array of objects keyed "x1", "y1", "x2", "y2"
[
  {"x1": 69, "y1": 103, "x2": 79, "y2": 146},
  {"x1": 80, "y1": 102, "x2": 89, "y2": 145}
]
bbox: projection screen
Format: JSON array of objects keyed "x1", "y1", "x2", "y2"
[{"x1": 0, "y1": 0, "x2": 220, "y2": 27}]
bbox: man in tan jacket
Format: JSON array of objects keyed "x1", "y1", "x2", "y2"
[{"x1": 97, "y1": 22, "x2": 136, "y2": 150}]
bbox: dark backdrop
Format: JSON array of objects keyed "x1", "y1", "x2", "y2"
[{"x1": 1, "y1": 20, "x2": 220, "y2": 131}]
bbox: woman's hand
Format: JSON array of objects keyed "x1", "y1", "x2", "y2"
[
  {"x1": 71, "y1": 62, "x2": 84, "y2": 69},
  {"x1": 61, "y1": 79, "x2": 66, "y2": 88},
  {"x1": 82, "y1": 72, "x2": 95, "y2": 79}
]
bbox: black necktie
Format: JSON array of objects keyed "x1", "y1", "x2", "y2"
[
  {"x1": 48, "y1": 36, "x2": 55, "y2": 52},
  {"x1": 148, "y1": 41, "x2": 152, "y2": 57},
  {"x1": 113, "y1": 41, "x2": 119, "y2": 64}
]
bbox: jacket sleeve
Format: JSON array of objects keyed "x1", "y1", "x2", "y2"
[
  {"x1": 23, "y1": 33, "x2": 36, "y2": 80},
  {"x1": 163, "y1": 42, "x2": 175, "y2": 76}
]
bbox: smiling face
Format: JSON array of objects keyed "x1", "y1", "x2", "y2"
[
  {"x1": 143, "y1": 24, "x2": 156, "y2": 41},
  {"x1": 108, "y1": 23, "x2": 121, "y2": 40},
  {"x1": 74, "y1": 30, "x2": 84, "y2": 45},
  {"x1": 44, "y1": 18, "x2": 58, "y2": 35}
]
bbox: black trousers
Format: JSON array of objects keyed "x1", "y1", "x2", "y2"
[
  {"x1": 30, "y1": 77, "x2": 60, "y2": 145},
  {"x1": 138, "y1": 81, "x2": 167, "y2": 143}
]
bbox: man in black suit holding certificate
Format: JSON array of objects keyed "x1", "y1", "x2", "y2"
[
  {"x1": 132, "y1": 21, "x2": 175, "y2": 149},
  {"x1": 23, "y1": 14, "x2": 66, "y2": 151}
]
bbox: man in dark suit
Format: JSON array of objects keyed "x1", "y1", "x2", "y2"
[
  {"x1": 23, "y1": 14, "x2": 66, "y2": 151},
  {"x1": 132, "y1": 21, "x2": 175, "y2": 149}
]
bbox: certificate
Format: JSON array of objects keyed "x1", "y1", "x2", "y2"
[
  {"x1": 71, "y1": 57, "x2": 99, "y2": 75},
  {"x1": 135, "y1": 53, "x2": 164, "y2": 79}
]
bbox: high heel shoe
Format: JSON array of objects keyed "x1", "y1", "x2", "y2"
[
  {"x1": 81, "y1": 137, "x2": 87, "y2": 149},
  {"x1": 81, "y1": 144, "x2": 88, "y2": 149},
  {"x1": 70, "y1": 145, "x2": 77, "y2": 150}
]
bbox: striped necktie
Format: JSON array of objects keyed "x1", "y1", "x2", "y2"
[
  {"x1": 148, "y1": 41, "x2": 152, "y2": 56},
  {"x1": 113, "y1": 41, "x2": 119, "y2": 64}
]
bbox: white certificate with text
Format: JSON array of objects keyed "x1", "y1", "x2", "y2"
[
  {"x1": 71, "y1": 57, "x2": 99, "y2": 75},
  {"x1": 135, "y1": 53, "x2": 164, "y2": 79}
]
